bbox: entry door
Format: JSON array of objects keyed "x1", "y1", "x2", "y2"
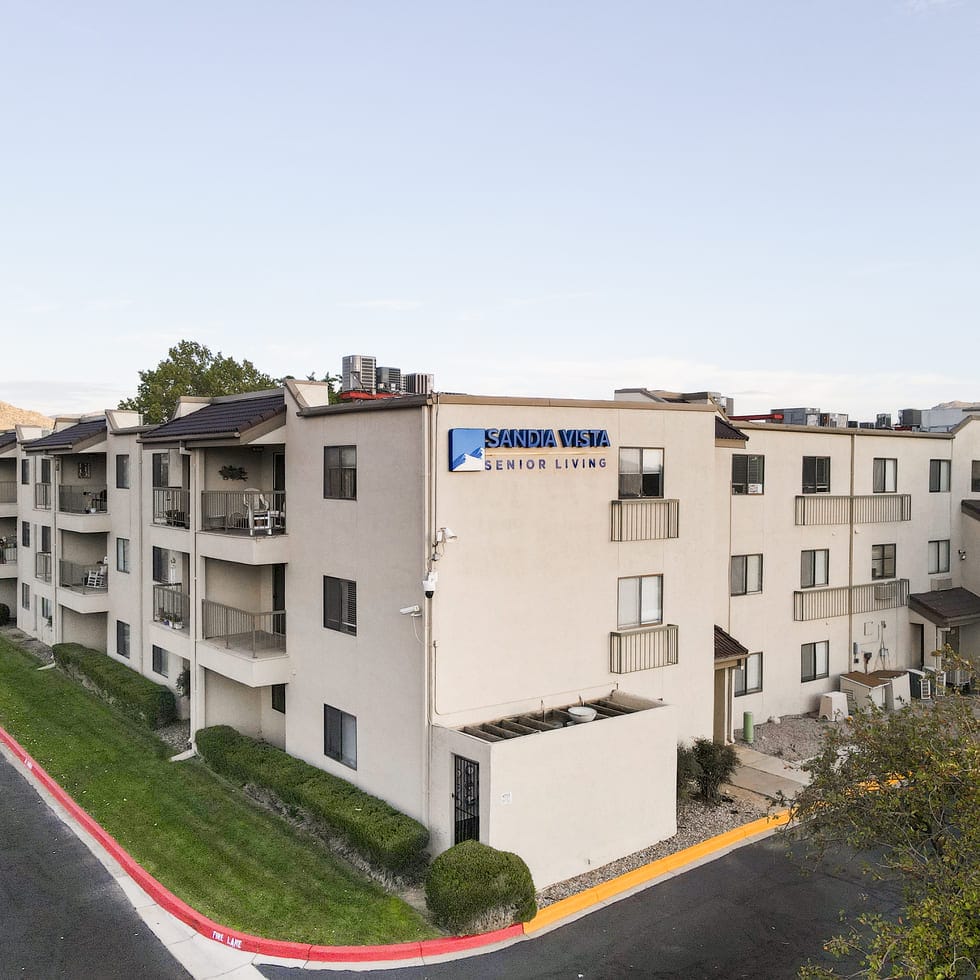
[{"x1": 453, "y1": 755, "x2": 480, "y2": 845}]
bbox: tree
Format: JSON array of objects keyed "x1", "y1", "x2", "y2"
[
  {"x1": 118, "y1": 341, "x2": 278, "y2": 424},
  {"x1": 788, "y1": 696, "x2": 980, "y2": 979}
]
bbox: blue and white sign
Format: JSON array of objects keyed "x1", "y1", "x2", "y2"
[
  {"x1": 449, "y1": 428, "x2": 486, "y2": 472},
  {"x1": 449, "y1": 427, "x2": 611, "y2": 473}
]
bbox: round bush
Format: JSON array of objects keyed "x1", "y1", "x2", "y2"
[{"x1": 425, "y1": 840, "x2": 536, "y2": 933}]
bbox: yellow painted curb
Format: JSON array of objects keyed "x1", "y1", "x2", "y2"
[{"x1": 524, "y1": 808, "x2": 791, "y2": 935}]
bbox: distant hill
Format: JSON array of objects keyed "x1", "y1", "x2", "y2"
[
  {"x1": 0, "y1": 400, "x2": 54, "y2": 430},
  {"x1": 933, "y1": 400, "x2": 980, "y2": 410}
]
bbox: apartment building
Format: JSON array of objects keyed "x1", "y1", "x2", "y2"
[{"x1": 7, "y1": 386, "x2": 980, "y2": 889}]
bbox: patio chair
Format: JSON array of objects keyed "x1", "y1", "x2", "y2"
[{"x1": 84, "y1": 566, "x2": 107, "y2": 590}]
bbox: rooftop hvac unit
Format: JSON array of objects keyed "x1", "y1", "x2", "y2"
[
  {"x1": 376, "y1": 366, "x2": 403, "y2": 393},
  {"x1": 404, "y1": 372, "x2": 434, "y2": 395},
  {"x1": 876, "y1": 413, "x2": 892, "y2": 429}
]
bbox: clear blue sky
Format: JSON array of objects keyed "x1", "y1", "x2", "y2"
[{"x1": 3, "y1": 0, "x2": 978, "y2": 419}]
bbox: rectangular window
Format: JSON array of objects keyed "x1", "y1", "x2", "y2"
[
  {"x1": 40, "y1": 458, "x2": 51, "y2": 484},
  {"x1": 323, "y1": 446, "x2": 357, "y2": 500},
  {"x1": 928, "y1": 459, "x2": 950, "y2": 492},
  {"x1": 323, "y1": 576, "x2": 357, "y2": 635},
  {"x1": 116, "y1": 454, "x2": 130, "y2": 489},
  {"x1": 151, "y1": 645, "x2": 169, "y2": 677},
  {"x1": 801, "y1": 641, "x2": 829, "y2": 682},
  {"x1": 929, "y1": 539, "x2": 950, "y2": 575},
  {"x1": 40, "y1": 597, "x2": 52, "y2": 625},
  {"x1": 324, "y1": 704, "x2": 357, "y2": 769},
  {"x1": 973, "y1": 461, "x2": 980, "y2": 493},
  {"x1": 872, "y1": 458, "x2": 897, "y2": 493},
  {"x1": 802, "y1": 456, "x2": 830, "y2": 494},
  {"x1": 801, "y1": 549, "x2": 829, "y2": 588},
  {"x1": 271, "y1": 684, "x2": 286, "y2": 714},
  {"x1": 21, "y1": 458, "x2": 29, "y2": 485},
  {"x1": 152, "y1": 452, "x2": 169, "y2": 489},
  {"x1": 21, "y1": 521, "x2": 29, "y2": 548},
  {"x1": 40, "y1": 525, "x2": 51, "y2": 554},
  {"x1": 871, "y1": 543, "x2": 896, "y2": 580},
  {"x1": 116, "y1": 537, "x2": 130, "y2": 573},
  {"x1": 730, "y1": 554, "x2": 763, "y2": 595},
  {"x1": 21, "y1": 583, "x2": 29, "y2": 610},
  {"x1": 116, "y1": 621, "x2": 131, "y2": 658},
  {"x1": 734, "y1": 652, "x2": 763, "y2": 696},
  {"x1": 618, "y1": 447, "x2": 664, "y2": 499},
  {"x1": 732, "y1": 454, "x2": 765, "y2": 495},
  {"x1": 617, "y1": 574, "x2": 663, "y2": 629}
]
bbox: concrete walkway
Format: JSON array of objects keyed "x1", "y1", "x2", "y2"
[{"x1": 727, "y1": 744, "x2": 812, "y2": 802}]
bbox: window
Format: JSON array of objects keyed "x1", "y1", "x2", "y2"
[
  {"x1": 617, "y1": 574, "x2": 663, "y2": 629},
  {"x1": 21, "y1": 521, "x2": 29, "y2": 548},
  {"x1": 116, "y1": 454, "x2": 130, "y2": 489},
  {"x1": 324, "y1": 704, "x2": 357, "y2": 769},
  {"x1": 271, "y1": 684, "x2": 286, "y2": 714},
  {"x1": 40, "y1": 458, "x2": 51, "y2": 484},
  {"x1": 152, "y1": 452, "x2": 169, "y2": 488},
  {"x1": 40, "y1": 597, "x2": 52, "y2": 625},
  {"x1": 730, "y1": 554, "x2": 763, "y2": 595},
  {"x1": 801, "y1": 549, "x2": 829, "y2": 588},
  {"x1": 323, "y1": 446, "x2": 357, "y2": 500},
  {"x1": 21, "y1": 458, "x2": 29, "y2": 485},
  {"x1": 732, "y1": 454, "x2": 765, "y2": 495},
  {"x1": 40, "y1": 525, "x2": 50, "y2": 554},
  {"x1": 151, "y1": 645, "x2": 169, "y2": 677},
  {"x1": 734, "y1": 652, "x2": 763, "y2": 696},
  {"x1": 618, "y1": 448, "x2": 664, "y2": 499},
  {"x1": 928, "y1": 459, "x2": 950, "y2": 493},
  {"x1": 21, "y1": 583, "x2": 29, "y2": 610},
  {"x1": 323, "y1": 576, "x2": 357, "y2": 635},
  {"x1": 152, "y1": 546, "x2": 179, "y2": 584},
  {"x1": 929, "y1": 539, "x2": 950, "y2": 575},
  {"x1": 973, "y1": 461, "x2": 980, "y2": 493},
  {"x1": 802, "y1": 456, "x2": 830, "y2": 494},
  {"x1": 873, "y1": 458, "x2": 897, "y2": 493},
  {"x1": 116, "y1": 621, "x2": 131, "y2": 658},
  {"x1": 871, "y1": 543, "x2": 896, "y2": 580},
  {"x1": 116, "y1": 537, "x2": 130, "y2": 573},
  {"x1": 801, "y1": 641, "x2": 829, "y2": 682}
]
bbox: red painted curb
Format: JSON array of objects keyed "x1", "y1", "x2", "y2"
[{"x1": 0, "y1": 725, "x2": 525, "y2": 963}]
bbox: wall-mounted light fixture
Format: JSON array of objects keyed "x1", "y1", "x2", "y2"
[
  {"x1": 431, "y1": 526, "x2": 459, "y2": 562},
  {"x1": 959, "y1": 549, "x2": 968, "y2": 561}
]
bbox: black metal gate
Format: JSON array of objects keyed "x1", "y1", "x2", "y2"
[{"x1": 453, "y1": 755, "x2": 480, "y2": 845}]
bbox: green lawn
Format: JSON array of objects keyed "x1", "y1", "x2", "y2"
[{"x1": 0, "y1": 635, "x2": 437, "y2": 945}]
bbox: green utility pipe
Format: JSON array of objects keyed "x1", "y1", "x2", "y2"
[{"x1": 743, "y1": 711, "x2": 754, "y2": 744}]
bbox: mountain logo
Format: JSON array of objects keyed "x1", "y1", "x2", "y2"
[{"x1": 449, "y1": 429, "x2": 485, "y2": 472}]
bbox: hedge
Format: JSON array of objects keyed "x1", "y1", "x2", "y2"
[
  {"x1": 196, "y1": 726, "x2": 429, "y2": 875},
  {"x1": 52, "y1": 643, "x2": 176, "y2": 729},
  {"x1": 425, "y1": 840, "x2": 536, "y2": 933}
]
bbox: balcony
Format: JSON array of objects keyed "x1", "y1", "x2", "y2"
[
  {"x1": 610, "y1": 499, "x2": 679, "y2": 542},
  {"x1": 152, "y1": 488, "x2": 191, "y2": 529},
  {"x1": 0, "y1": 482, "x2": 15, "y2": 504},
  {"x1": 198, "y1": 490, "x2": 288, "y2": 564},
  {"x1": 793, "y1": 579, "x2": 910, "y2": 621},
  {"x1": 198, "y1": 598, "x2": 289, "y2": 687},
  {"x1": 795, "y1": 494, "x2": 912, "y2": 526},
  {"x1": 153, "y1": 583, "x2": 190, "y2": 633},
  {"x1": 34, "y1": 483, "x2": 52, "y2": 510},
  {"x1": 0, "y1": 543, "x2": 15, "y2": 578},
  {"x1": 59, "y1": 560, "x2": 109, "y2": 594},
  {"x1": 609, "y1": 623, "x2": 679, "y2": 674},
  {"x1": 57, "y1": 485, "x2": 111, "y2": 532},
  {"x1": 35, "y1": 552, "x2": 52, "y2": 583}
]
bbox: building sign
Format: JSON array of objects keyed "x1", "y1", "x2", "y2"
[{"x1": 449, "y1": 428, "x2": 610, "y2": 473}]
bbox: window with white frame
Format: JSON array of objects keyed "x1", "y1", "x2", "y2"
[
  {"x1": 928, "y1": 459, "x2": 950, "y2": 493},
  {"x1": 324, "y1": 704, "x2": 357, "y2": 769},
  {"x1": 617, "y1": 574, "x2": 663, "y2": 629},
  {"x1": 618, "y1": 448, "x2": 664, "y2": 499},
  {"x1": 801, "y1": 641, "x2": 829, "y2": 682},
  {"x1": 801, "y1": 549, "x2": 829, "y2": 588},
  {"x1": 152, "y1": 645, "x2": 169, "y2": 677},
  {"x1": 323, "y1": 576, "x2": 357, "y2": 635},
  {"x1": 871, "y1": 543, "x2": 896, "y2": 580},
  {"x1": 116, "y1": 537, "x2": 130, "y2": 573},
  {"x1": 732, "y1": 454, "x2": 765, "y2": 495},
  {"x1": 730, "y1": 554, "x2": 763, "y2": 596},
  {"x1": 873, "y1": 458, "x2": 897, "y2": 493},
  {"x1": 734, "y1": 652, "x2": 763, "y2": 696},
  {"x1": 802, "y1": 456, "x2": 830, "y2": 494},
  {"x1": 929, "y1": 539, "x2": 950, "y2": 575},
  {"x1": 116, "y1": 621, "x2": 130, "y2": 658}
]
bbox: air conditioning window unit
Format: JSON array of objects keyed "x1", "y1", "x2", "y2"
[
  {"x1": 874, "y1": 582, "x2": 897, "y2": 601},
  {"x1": 747, "y1": 483, "x2": 763, "y2": 494}
]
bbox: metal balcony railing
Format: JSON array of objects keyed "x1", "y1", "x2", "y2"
[
  {"x1": 201, "y1": 490, "x2": 286, "y2": 535},
  {"x1": 59, "y1": 560, "x2": 109, "y2": 593},
  {"x1": 609, "y1": 623, "x2": 679, "y2": 674},
  {"x1": 793, "y1": 579, "x2": 910, "y2": 621},
  {"x1": 0, "y1": 544, "x2": 16, "y2": 564},
  {"x1": 35, "y1": 552, "x2": 52, "y2": 582},
  {"x1": 201, "y1": 599, "x2": 287, "y2": 656},
  {"x1": 0, "y1": 481, "x2": 16, "y2": 504},
  {"x1": 610, "y1": 498, "x2": 679, "y2": 541},
  {"x1": 152, "y1": 488, "x2": 191, "y2": 528},
  {"x1": 59, "y1": 485, "x2": 107, "y2": 515},
  {"x1": 795, "y1": 494, "x2": 912, "y2": 526},
  {"x1": 153, "y1": 583, "x2": 190, "y2": 631},
  {"x1": 34, "y1": 483, "x2": 52, "y2": 509}
]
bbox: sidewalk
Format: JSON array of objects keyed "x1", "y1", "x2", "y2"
[{"x1": 727, "y1": 743, "x2": 812, "y2": 802}]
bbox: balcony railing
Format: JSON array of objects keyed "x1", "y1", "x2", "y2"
[
  {"x1": 152, "y1": 488, "x2": 191, "y2": 528},
  {"x1": 58, "y1": 485, "x2": 107, "y2": 515},
  {"x1": 795, "y1": 494, "x2": 912, "y2": 526},
  {"x1": 201, "y1": 490, "x2": 286, "y2": 535},
  {"x1": 610, "y1": 498, "x2": 680, "y2": 541},
  {"x1": 201, "y1": 598, "x2": 286, "y2": 656},
  {"x1": 0, "y1": 544, "x2": 16, "y2": 564},
  {"x1": 793, "y1": 579, "x2": 910, "y2": 621},
  {"x1": 609, "y1": 623, "x2": 679, "y2": 674},
  {"x1": 59, "y1": 560, "x2": 109, "y2": 593},
  {"x1": 35, "y1": 552, "x2": 52, "y2": 582},
  {"x1": 153, "y1": 583, "x2": 190, "y2": 631},
  {"x1": 0, "y1": 481, "x2": 16, "y2": 504},
  {"x1": 34, "y1": 483, "x2": 52, "y2": 510}
]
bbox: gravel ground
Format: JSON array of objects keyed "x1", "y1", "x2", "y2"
[{"x1": 735, "y1": 712, "x2": 846, "y2": 762}]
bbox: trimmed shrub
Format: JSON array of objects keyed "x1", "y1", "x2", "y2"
[
  {"x1": 52, "y1": 643, "x2": 176, "y2": 729},
  {"x1": 690, "y1": 737, "x2": 738, "y2": 802},
  {"x1": 0, "y1": 602, "x2": 9, "y2": 626},
  {"x1": 196, "y1": 725, "x2": 429, "y2": 875},
  {"x1": 676, "y1": 742, "x2": 701, "y2": 800},
  {"x1": 425, "y1": 840, "x2": 536, "y2": 933}
]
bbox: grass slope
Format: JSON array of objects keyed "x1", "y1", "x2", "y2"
[{"x1": 0, "y1": 637, "x2": 436, "y2": 945}]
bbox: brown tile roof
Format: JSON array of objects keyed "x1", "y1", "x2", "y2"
[
  {"x1": 715, "y1": 416, "x2": 747, "y2": 442},
  {"x1": 908, "y1": 587, "x2": 980, "y2": 627},
  {"x1": 714, "y1": 625, "x2": 749, "y2": 662},
  {"x1": 142, "y1": 392, "x2": 285, "y2": 442},
  {"x1": 25, "y1": 418, "x2": 107, "y2": 452}
]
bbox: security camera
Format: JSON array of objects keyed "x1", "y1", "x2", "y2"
[
  {"x1": 423, "y1": 571, "x2": 438, "y2": 598},
  {"x1": 399, "y1": 605, "x2": 421, "y2": 616}
]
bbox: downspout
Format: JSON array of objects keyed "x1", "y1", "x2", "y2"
[
  {"x1": 847, "y1": 431, "x2": 856, "y2": 670},
  {"x1": 51, "y1": 456, "x2": 59, "y2": 645},
  {"x1": 422, "y1": 396, "x2": 438, "y2": 826}
]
